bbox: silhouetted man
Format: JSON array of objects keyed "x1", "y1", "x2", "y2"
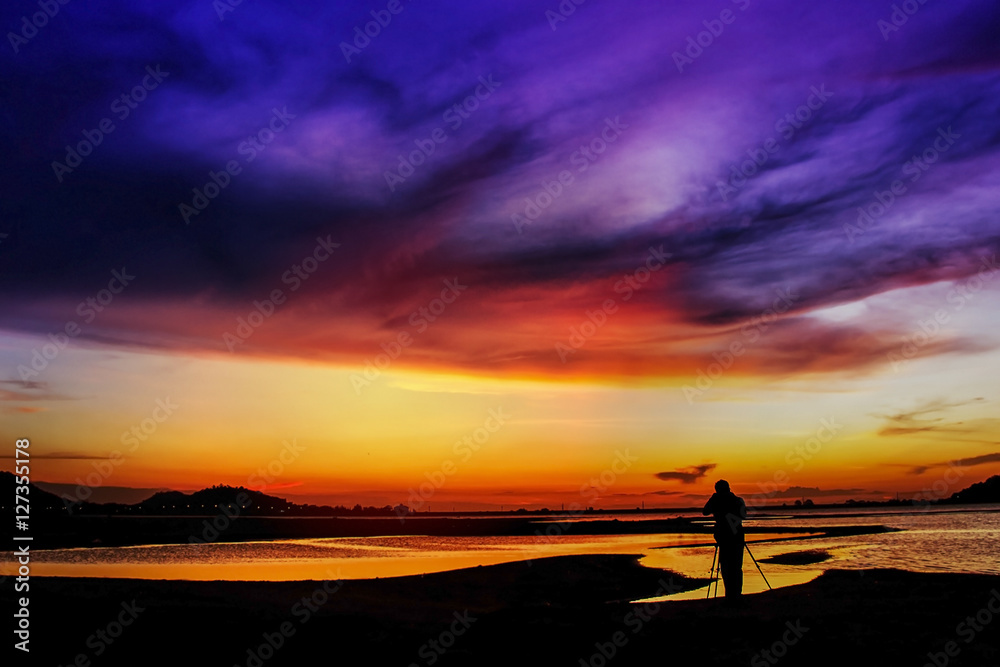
[{"x1": 703, "y1": 479, "x2": 747, "y2": 600}]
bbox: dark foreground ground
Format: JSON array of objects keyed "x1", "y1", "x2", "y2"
[{"x1": 6, "y1": 555, "x2": 1000, "y2": 666}]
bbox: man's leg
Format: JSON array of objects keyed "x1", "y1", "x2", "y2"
[{"x1": 720, "y1": 542, "x2": 744, "y2": 597}]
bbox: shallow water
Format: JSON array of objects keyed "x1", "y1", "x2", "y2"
[
  {"x1": 4, "y1": 533, "x2": 786, "y2": 581},
  {"x1": 3, "y1": 506, "x2": 997, "y2": 591},
  {"x1": 641, "y1": 505, "x2": 1000, "y2": 600}
]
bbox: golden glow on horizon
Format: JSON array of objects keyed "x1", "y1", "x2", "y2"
[{"x1": 2, "y1": 316, "x2": 999, "y2": 508}]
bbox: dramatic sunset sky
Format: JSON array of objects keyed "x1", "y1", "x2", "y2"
[{"x1": 2, "y1": 0, "x2": 999, "y2": 509}]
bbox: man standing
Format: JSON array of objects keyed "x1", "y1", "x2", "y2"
[{"x1": 703, "y1": 479, "x2": 747, "y2": 600}]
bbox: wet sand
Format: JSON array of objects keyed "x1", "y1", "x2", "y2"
[
  {"x1": 9, "y1": 554, "x2": 999, "y2": 666},
  {"x1": 759, "y1": 548, "x2": 833, "y2": 565}
]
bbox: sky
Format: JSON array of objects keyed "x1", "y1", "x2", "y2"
[{"x1": 1, "y1": 0, "x2": 999, "y2": 509}]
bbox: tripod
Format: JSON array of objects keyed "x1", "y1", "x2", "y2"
[{"x1": 706, "y1": 542, "x2": 772, "y2": 598}]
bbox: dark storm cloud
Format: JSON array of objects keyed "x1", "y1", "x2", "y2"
[{"x1": 1, "y1": 0, "x2": 998, "y2": 378}]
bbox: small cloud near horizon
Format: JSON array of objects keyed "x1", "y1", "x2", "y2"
[
  {"x1": 655, "y1": 464, "x2": 717, "y2": 484},
  {"x1": 876, "y1": 397, "x2": 985, "y2": 437},
  {"x1": 908, "y1": 452, "x2": 1000, "y2": 475}
]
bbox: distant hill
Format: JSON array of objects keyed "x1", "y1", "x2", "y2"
[
  {"x1": 33, "y1": 481, "x2": 168, "y2": 505},
  {"x1": 0, "y1": 472, "x2": 409, "y2": 516},
  {"x1": 0, "y1": 470, "x2": 67, "y2": 511},
  {"x1": 134, "y1": 484, "x2": 408, "y2": 516},
  {"x1": 948, "y1": 475, "x2": 1000, "y2": 504},
  {"x1": 138, "y1": 485, "x2": 292, "y2": 514}
]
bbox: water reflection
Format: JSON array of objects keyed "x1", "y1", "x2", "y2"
[
  {"x1": 637, "y1": 507, "x2": 1000, "y2": 600},
  {"x1": 2, "y1": 507, "x2": 997, "y2": 588},
  {"x1": 4, "y1": 533, "x2": 792, "y2": 581}
]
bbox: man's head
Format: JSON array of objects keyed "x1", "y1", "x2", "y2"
[{"x1": 715, "y1": 479, "x2": 731, "y2": 493}]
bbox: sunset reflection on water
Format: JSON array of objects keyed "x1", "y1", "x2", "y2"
[{"x1": 7, "y1": 533, "x2": 794, "y2": 581}]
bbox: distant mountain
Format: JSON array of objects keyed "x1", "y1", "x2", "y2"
[
  {"x1": 138, "y1": 484, "x2": 292, "y2": 514},
  {"x1": 33, "y1": 481, "x2": 169, "y2": 505},
  {"x1": 948, "y1": 475, "x2": 1000, "y2": 504},
  {"x1": 0, "y1": 470, "x2": 67, "y2": 511},
  {"x1": 0, "y1": 472, "x2": 408, "y2": 516},
  {"x1": 139, "y1": 490, "x2": 189, "y2": 508}
]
